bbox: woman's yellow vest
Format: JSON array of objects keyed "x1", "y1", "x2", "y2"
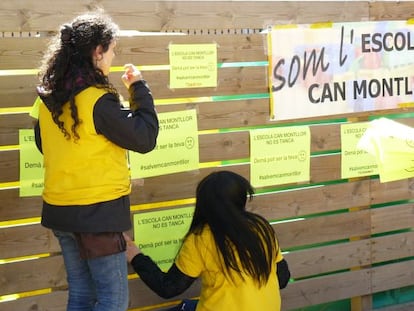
[{"x1": 39, "y1": 87, "x2": 131, "y2": 206}]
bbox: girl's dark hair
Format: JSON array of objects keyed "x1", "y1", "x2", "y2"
[
  {"x1": 37, "y1": 10, "x2": 119, "y2": 140},
  {"x1": 189, "y1": 170, "x2": 278, "y2": 287}
]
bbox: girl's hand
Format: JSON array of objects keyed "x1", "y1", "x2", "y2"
[
  {"x1": 123, "y1": 232, "x2": 141, "y2": 263},
  {"x1": 121, "y1": 63, "x2": 143, "y2": 88}
]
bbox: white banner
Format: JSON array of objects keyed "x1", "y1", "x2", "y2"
[{"x1": 268, "y1": 20, "x2": 414, "y2": 120}]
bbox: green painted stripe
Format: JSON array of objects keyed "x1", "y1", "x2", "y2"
[
  {"x1": 212, "y1": 93, "x2": 269, "y2": 102},
  {"x1": 216, "y1": 118, "x2": 348, "y2": 134}
]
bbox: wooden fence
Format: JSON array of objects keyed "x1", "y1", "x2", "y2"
[{"x1": 1, "y1": 1, "x2": 414, "y2": 310}]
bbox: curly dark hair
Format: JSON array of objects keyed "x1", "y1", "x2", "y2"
[{"x1": 37, "y1": 11, "x2": 120, "y2": 140}]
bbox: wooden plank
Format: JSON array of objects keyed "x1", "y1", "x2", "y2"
[
  {"x1": 0, "y1": 255, "x2": 66, "y2": 296},
  {"x1": 0, "y1": 206, "x2": 370, "y2": 262},
  {"x1": 372, "y1": 231, "x2": 414, "y2": 264},
  {"x1": 0, "y1": 150, "x2": 19, "y2": 182},
  {"x1": 0, "y1": 224, "x2": 59, "y2": 259},
  {"x1": 128, "y1": 278, "x2": 201, "y2": 310},
  {"x1": 371, "y1": 203, "x2": 414, "y2": 234},
  {"x1": 0, "y1": 189, "x2": 42, "y2": 222},
  {"x1": 283, "y1": 238, "x2": 371, "y2": 279},
  {"x1": 127, "y1": 155, "x2": 343, "y2": 207},
  {"x1": 0, "y1": 178, "x2": 369, "y2": 223},
  {"x1": 371, "y1": 260, "x2": 414, "y2": 293},
  {"x1": 3, "y1": 114, "x2": 414, "y2": 155},
  {"x1": 274, "y1": 209, "x2": 371, "y2": 249},
  {"x1": 0, "y1": 115, "x2": 36, "y2": 146},
  {"x1": 0, "y1": 179, "x2": 371, "y2": 256},
  {"x1": 0, "y1": 38, "x2": 46, "y2": 70},
  {"x1": 369, "y1": 2, "x2": 414, "y2": 21},
  {"x1": 250, "y1": 179, "x2": 370, "y2": 220},
  {"x1": 0, "y1": 269, "x2": 200, "y2": 311},
  {"x1": 281, "y1": 269, "x2": 371, "y2": 310},
  {"x1": 283, "y1": 261, "x2": 414, "y2": 310},
  {"x1": 1, "y1": 149, "x2": 343, "y2": 186},
  {"x1": 0, "y1": 114, "x2": 342, "y2": 154},
  {"x1": 0, "y1": 75, "x2": 38, "y2": 109},
  {"x1": 4, "y1": 259, "x2": 409, "y2": 311},
  {"x1": 0, "y1": 66, "x2": 268, "y2": 108},
  {"x1": 0, "y1": 101, "x2": 343, "y2": 148},
  {"x1": 0, "y1": 34, "x2": 268, "y2": 70},
  {"x1": 2, "y1": 99, "x2": 272, "y2": 146},
  {"x1": 371, "y1": 178, "x2": 414, "y2": 205},
  {"x1": 0, "y1": 290, "x2": 68, "y2": 311},
  {"x1": 0, "y1": 1, "x2": 369, "y2": 32},
  {"x1": 199, "y1": 122, "x2": 341, "y2": 162},
  {"x1": 2, "y1": 99, "x2": 271, "y2": 143}
]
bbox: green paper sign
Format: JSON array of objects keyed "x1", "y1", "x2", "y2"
[
  {"x1": 341, "y1": 122, "x2": 378, "y2": 179},
  {"x1": 19, "y1": 129, "x2": 44, "y2": 197},
  {"x1": 129, "y1": 109, "x2": 199, "y2": 178},
  {"x1": 250, "y1": 126, "x2": 311, "y2": 187},
  {"x1": 169, "y1": 43, "x2": 217, "y2": 88},
  {"x1": 133, "y1": 206, "x2": 194, "y2": 270}
]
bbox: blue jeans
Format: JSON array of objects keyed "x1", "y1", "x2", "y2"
[{"x1": 54, "y1": 230, "x2": 129, "y2": 311}]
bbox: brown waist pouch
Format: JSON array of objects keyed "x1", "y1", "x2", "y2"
[{"x1": 75, "y1": 232, "x2": 126, "y2": 259}]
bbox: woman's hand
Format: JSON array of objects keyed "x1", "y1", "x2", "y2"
[
  {"x1": 123, "y1": 232, "x2": 141, "y2": 263},
  {"x1": 121, "y1": 63, "x2": 143, "y2": 89}
]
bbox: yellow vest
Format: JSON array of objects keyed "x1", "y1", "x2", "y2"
[{"x1": 39, "y1": 87, "x2": 131, "y2": 205}]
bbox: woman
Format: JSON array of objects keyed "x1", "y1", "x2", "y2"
[
  {"x1": 126, "y1": 171, "x2": 290, "y2": 311},
  {"x1": 34, "y1": 11, "x2": 159, "y2": 311}
]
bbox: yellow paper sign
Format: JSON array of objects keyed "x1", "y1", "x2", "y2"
[
  {"x1": 341, "y1": 122, "x2": 378, "y2": 179},
  {"x1": 133, "y1": 206, "x2": 194, "y2": 270},
  {"x1": 19, "y1": 129, "x2": 44, "y2": 197},
  {"x1": 358, "y1": 118, "x2": 414, "y2": 182},
  {"x1": 169, "y1": 43, "x2": 217, "y2": 88},
  {"x1": 250, "y1": 126, "x2": 311, "y2": 187},
  {"x1": 129, "y1": 110, "x2": 199, "y2": 178}
]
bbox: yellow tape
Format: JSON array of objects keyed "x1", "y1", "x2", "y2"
[
  {"x1": 155, "y1": 96, "x2": 212, "y2": 106},
  {"x1": 0, "y1": 253, "x2": 49, "y2": 264},
  {"x1": 0, "y1": 217, "x2": 40, "y2": 228},
  {"x1": 0, "y1": 288, "x2": 51, "y2": 303},
  {"x1": 130, "y1": 198, "x2": 195, "y2": 212},
  {"x1": 0, "y1": 65, "x2": 170, "y2": 77},
  {"x1": 310, "y1": 22, "x2": 333, "y2": 29},
  {"x1": 0, "y1": 181, "x2": 19, "y2": 190},
  {"x1": 110, "y1": 65, "x2": 170, "y2": 72},
  {"x1": 199, "y1": 161, "x2": 221, "y2": 169},
  {"x1": 273, "y1": 24, "x2": 297, "y2": 30},
  {"x1": 198, "y1": 129, "x2": 220, "y2": 135},
  {"x1": 0, "y1": 106, "x2": 32, "y2": 115},
  {"x1": 398, "y1": 102, "x2": 414, "y2": 108},
  {"x1": 128, "y1": 300, "x2": 184, "y2": 311},
  {"x1": 0, "y1": 145, "x2": 19, "y2": 151},
  {"x1": 0, "y1": 96, "x2": 214, "y2": 115},
  {"x1": 0, "y1": 69, "x2": 38, "y2": 76}
]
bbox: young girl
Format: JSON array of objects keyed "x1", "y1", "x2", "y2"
[
  {"x1": 35, "y1": 11, "x2": 158, "y2": 310},
  {"x1": 126, "y1": 170, "x2": 290, "y2": 311}
]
